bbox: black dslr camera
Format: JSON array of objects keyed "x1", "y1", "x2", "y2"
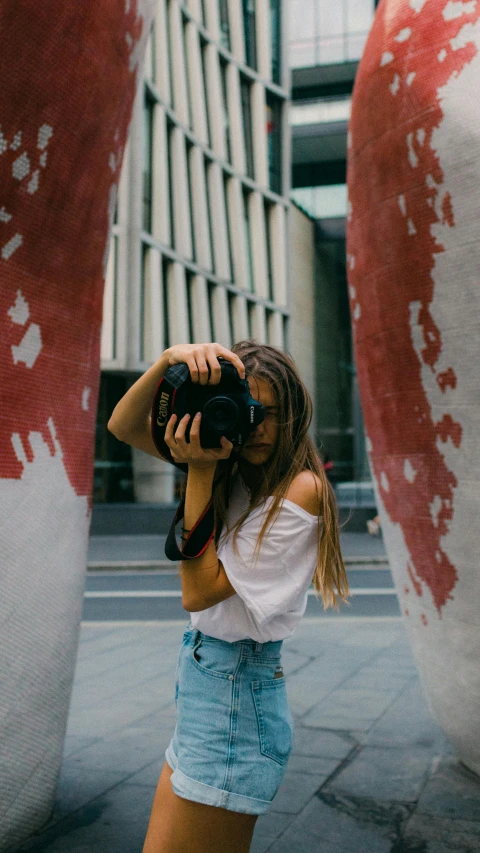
[{"x1": 151, "y1": 358, "x2": 264, "y2": 463}]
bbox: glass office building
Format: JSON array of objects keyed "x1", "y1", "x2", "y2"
[
  {"x1": 96, "y1": 0, "x2": 290, "y2": 504},
  {"x1": 289, "y1": 0, "x2": 378, "y2": 486}
]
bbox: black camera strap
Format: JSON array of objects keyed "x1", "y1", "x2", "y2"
[{"x1": 165, "y1": 495, "x2": 215, "y2": 561}]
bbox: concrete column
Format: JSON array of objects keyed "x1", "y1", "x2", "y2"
[
  {"x1": 185, "y1": 21, "x2": 209, "y2": 145},
  {"x1": 267, "y1": 309, "x2": 283, "y2": 347},
  {"x1": 170, "y1": 126, "x2": 193, "y2": 259},
  {"x1": 132, "y1": 449, "x2": 175, "y2": 503},
  {"x1": 227, "y1": 0, "x2": 245, "y2": 63},
  {"x1": 190, "y1": 275, "x2": 212, "y2": 342},
  {"x1": 226, "y1": 176, "x2": 249, "y2": 290},
  {"x1": 250, "y1": 302, "x2": 267, "y2": 344},
  {"x1": 152, "y1": 104, "x2": 171, "y2": 245},
  {"x1": 142, "y1": 247, "x2": 165, "y2": 363},
  {"x1": 231, "y1": 294, "x2": 249, "y2": 342},
  {"x1": 167, "y1": 262, "x2": 190, "y2": 345},
  {"x1": 227, "y1": 65, "x2": 246, "y2": 173},
  {"x1": 270, "y1": 203, "x2": 287, "y2": 306},
  {"x1": 155, "y1": 0, "x2": 172, "y2": 106},
  {"x1": 249, "y1": 190, "x2": 269, "y2": 298},
  {"x1": 204, "y1": 43, "x2": 226, "y2": 159},
  {"x1": 207, "y1": 162, "x2": 231, "y2": 278},
  {"x1": 211, "y1": 285, "x2": 232, "y2": 347},
  {"x1": 255, "y1": 0, "x2": 272, "y2": 81},
  {"x1": 169, "y1": 0, "x2": 190, "y2": 128},
  {"x1": 189, "y1": 146, "x2": 213, "y2": 271},
  {"x1": 251, "y1": 81, "x2": 268, "y2": 188}
]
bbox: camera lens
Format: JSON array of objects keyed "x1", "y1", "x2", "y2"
[{"x1": 203, "y1": 397, "x2": 238, "y2": 433}]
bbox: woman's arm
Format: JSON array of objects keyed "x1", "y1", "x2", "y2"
[
  {"x1": 107, "y1": 349, "x2": 171, "y2": 458},
  {"x1": 107, "y1": 343, "x2": 245, "y2": 458},
  {"x1": 181, "y1": 465, "x2": 236, "y2": 612},
  {"x1": 163, "y1": 412, "x2": 236, "y2": 612}
]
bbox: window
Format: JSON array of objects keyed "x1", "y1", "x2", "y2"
[
  {"x1": 227, "y1": 293, "x2": 236, "y2": 344},
  {"x1": 223, "y1": 174, "x2": 234, "y2": 280},
  {"x1": 242, "y1": 189, "x2": 254, "y2": 292},
  {"x1": 240, "y1": 78, "x2": 254, "y2": 179},
  {"x1": 220, "y1": 60, "x2": 231, "y2": 163},
  {"x1": 289, "y1": 0, "x2": 376, "y2": 67},
  {"x1": 142, "y1": 93, "x2": 154, "y2": 232},
  {"x1": 264, "y1": 202, "x2": 274, "y2": 302},
  {"x1": 242, "y1": 0, "x2": 257, "y2": 69},
  {"x1": 162, "y1": 257, "x2": 170, "y2": 349},
  {"x1": 290, "y1": 184, "x2": 348, "y2": 219},
  {"x1": 186, "y1": 272, "x2": 195, "y2": 343},
  {"x1": 204, "y1": 156, "x2": 216, "y2": 269},
  {"x1": 207, "y1": 282, "x2": 216, "y2": 340},
  {"x1": 218, "y1": 0, "x2": 230, "y2": 51},
  {"x1": 266, "y1": 94, "x2": 282, "y2": 195},
  {"x1": 270, "y1": 0, "x2": 281, "y2": 85},
  {"x1": 144, "y1": 19, "x2": 156, "y2": 83}
]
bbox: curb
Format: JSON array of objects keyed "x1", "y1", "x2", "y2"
[{"x1": 86, "y1": 556, "x2": 389, "y2": 572}]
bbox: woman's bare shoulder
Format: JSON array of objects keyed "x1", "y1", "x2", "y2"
[{"x1": 285, "y1": 470, "x2": 323, "y2": 516}]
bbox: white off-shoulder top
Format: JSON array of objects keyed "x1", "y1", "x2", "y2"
[{"x1": 190, "y1": 474, "x2": 322, "y2": 642}]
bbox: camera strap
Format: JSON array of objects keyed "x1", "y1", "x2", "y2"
[{"x1": 164, "y1": 495, "x2": 215, "y2": 561}]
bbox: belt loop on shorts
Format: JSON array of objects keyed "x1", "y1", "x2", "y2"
[
  {"x1": 254, "y1": 642, "x2": 263, "y2": 654},
  {"x1": 190, "y1": 628, "x2": 200, "y2": 645}
]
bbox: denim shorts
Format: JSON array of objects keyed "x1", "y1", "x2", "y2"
[{"x1": 165, "y1": 625, "x2": 294, "y2": 815}]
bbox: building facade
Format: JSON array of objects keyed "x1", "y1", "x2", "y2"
[
  {"x1": 95, "y1": 0, "x2": 291, "y2": 504},
  {"x1": 289, "y1": 0, "x2": 378, "y2": 488}
]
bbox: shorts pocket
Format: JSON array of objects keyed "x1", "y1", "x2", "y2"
[
  {"x1": 252, "y1": 679, "x2": 294, "y2": 766},
  {"x1": 191, "y1": 636, "x2": 236, "y2": 680}
]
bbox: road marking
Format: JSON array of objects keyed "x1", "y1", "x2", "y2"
[
  {"x1": 84, "y1": 590, "x2": 182, "y2": 598},
  {"x1": 83, "y1": 588, "x2": 396, "y2": 599},
  {"x1": 80, "y1": 616, "x2": 403, "y2": 627}
]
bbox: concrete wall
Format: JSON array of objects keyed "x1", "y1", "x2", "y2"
[{"x1": 288, "y1": 203, "x2": 317, "y2": 437}]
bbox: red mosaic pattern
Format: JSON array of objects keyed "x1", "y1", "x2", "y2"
[
  {"x1": 347, "y1": 0, "x2": 480, "y2": 613},
  {"x1": 0, "y1": 1, "x2": 147, "y2": 500}
]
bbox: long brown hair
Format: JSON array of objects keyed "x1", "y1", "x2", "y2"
[{"x1": 213, "y1": 341, "x2": 350, "y2": 611}]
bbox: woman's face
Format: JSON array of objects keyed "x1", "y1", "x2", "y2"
[{"x1": 240, "y1": 376, "x2": 280, "y2": 465}]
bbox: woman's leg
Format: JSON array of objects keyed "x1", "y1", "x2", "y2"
[{"x1": 142, "y1": 762, "x2": 258, "y2": 853}]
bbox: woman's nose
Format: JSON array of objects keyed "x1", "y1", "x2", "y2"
[{"x1": 250, "y1": 421, "x2": 265, "y2": 439}]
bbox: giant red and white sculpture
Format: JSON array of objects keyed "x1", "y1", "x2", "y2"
[
  {"x1": 348, "y1": 0, "x2": 480, "y2": 775},
  {"x1": 0, "y1": 2, "x2": 155, "y2": 848}
]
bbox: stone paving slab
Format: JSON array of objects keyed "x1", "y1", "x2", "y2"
[{"x1": 11, "y1": 619, "x2": 480, "y2": 853}]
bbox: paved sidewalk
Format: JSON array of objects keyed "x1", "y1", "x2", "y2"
[{"x1": 13, "y1": 618, "x2": 480, "y2": 853}]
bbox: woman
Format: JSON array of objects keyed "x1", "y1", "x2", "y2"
[{"x1": 108, "y1": 340, "x2": 349, "y2": 853}]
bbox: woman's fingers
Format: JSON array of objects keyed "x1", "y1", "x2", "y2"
[
  {"x1": 164, "y1": 414, "x2": 177, "y2": 446},
  {"x1": 205, "y1": 346, "x2": 221, "y2": 384},
  {"x1": 185, "y1": 355, "x2": 199, "y2": 384},
  {"x1": 174, "y1": 413, "x2": 191, "y2": 444},
  {"x1": 195, "y1": 352, "x2": 210, "y2": 385},
  {"x1": 213, "y1": 344, "x2": 245, "y2": 379},
  {"x1": 167, "y1": 342, "x2": 245, "y2": 382}
]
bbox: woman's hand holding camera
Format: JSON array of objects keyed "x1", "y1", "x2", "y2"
[
  {"x1": 166, "y1": 343, "x2": 245, "y2": 385},
  {"x1": 165, "y1": 411, "x2": 233, "y2": 470}
]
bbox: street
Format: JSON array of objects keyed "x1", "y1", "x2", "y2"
[{"x1": 82, "y1": 566, "x2": 400, "y2": 622}]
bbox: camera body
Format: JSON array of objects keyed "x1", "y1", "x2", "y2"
[{"x1": 151, "y1": 359, "x2": 264, "y2": 463}]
